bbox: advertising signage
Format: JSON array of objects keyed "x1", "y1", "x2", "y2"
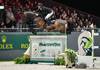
[
  {"x1": 0, "y1": 33, "x2": 32, "y2": 50},
  {"x1": 30, "y1": 35, "x2": 67, "y2": 62}
]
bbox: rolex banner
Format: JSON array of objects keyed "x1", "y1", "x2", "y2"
[
  {"x1": 30, "y1": 35, "x2": 67, "y2": 62},
  {"x1": 0, "y1": 33, "x2": 30, "y2": 50}
]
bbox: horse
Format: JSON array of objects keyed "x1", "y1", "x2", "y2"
[{"x1": 23, "y1": 11, "x2": 67, "y2": 33}]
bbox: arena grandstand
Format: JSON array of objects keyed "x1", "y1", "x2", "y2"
[{"x1": 0, "y1": 0, "x2": 99, "y2": 33}]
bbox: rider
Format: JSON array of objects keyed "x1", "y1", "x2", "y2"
[{"x1": 36, "y1": 3, "x2": 55, "y2": 25}]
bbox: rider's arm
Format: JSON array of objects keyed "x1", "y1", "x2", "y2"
[
  {"x1": 43, "y1": 7, "x2": 54, "y2": 20},
  {"x1": 45, "y1": 10, "x2": 54, "y2": 20}
]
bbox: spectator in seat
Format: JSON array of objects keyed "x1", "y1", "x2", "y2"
[
  {"x1": 6, "y1": 8, "x2": 16, "y2": 28},
  {"x1": 15, "y1": 10, "x2": 24, "y2": 31}
]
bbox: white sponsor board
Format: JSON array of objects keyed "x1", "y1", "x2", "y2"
[
  {"x1": 30, "y1": 35, "x2": 67, "y2": 62},
  {"x1": 0, "y1": 6, "x2": 4, "y2": 9}
]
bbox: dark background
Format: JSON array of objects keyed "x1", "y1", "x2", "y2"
[{"x1": 53, "y1": 0, "x2": 100, "y2": 17}]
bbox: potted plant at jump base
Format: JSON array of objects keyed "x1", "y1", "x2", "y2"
[
  {"x1": 54, "y1": 48, "x2": 77, "y2": 68},
  {"x1": 64, "y1": 49, "x2": 77, "y2": 68}
]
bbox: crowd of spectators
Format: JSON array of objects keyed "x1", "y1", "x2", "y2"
[
  {"x1": 52, "y1": 2, "x2": 96, "y2": 32},
  {"x1": 0, "y1": 0, "x2": 97, "y2": 32}
]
